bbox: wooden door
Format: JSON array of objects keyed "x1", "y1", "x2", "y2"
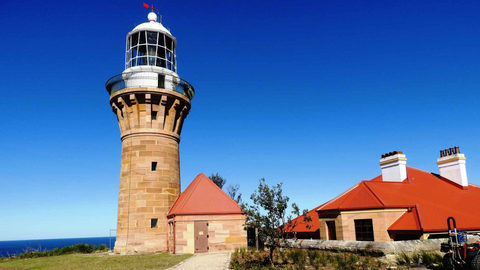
[
  {"x1": 194, "y1": 221, "x2": 208, "y2": 253},
  {"x1": 326, "y1": 221, "x2": 337, "y2": 240}
]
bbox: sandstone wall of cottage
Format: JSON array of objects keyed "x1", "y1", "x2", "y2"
[
  {"x1": 319, "y1": 209, "x2": 407, "y2": 241},
  {"x1": 172, "y1": 214, "x2": 247, "y2": 254}
]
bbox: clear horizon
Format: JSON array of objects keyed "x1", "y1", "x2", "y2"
[
  {"x1": 0, "y1": 236, "x2": 114, "y2": 242},
  {"x1": 1, "y1": 0, "x2": 479, "y2": 241}
]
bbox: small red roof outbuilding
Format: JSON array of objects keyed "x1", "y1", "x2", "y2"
[{"x1": 167, "y1": 173, "x2": 243, "y2": 218}]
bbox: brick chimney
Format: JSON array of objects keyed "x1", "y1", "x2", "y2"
[
  {"x1": 379, "y1": 151, "x2": 407, "y2": 182},
  {"x1": 437, "y1": 146, "x2": 468, "y2": 187}
]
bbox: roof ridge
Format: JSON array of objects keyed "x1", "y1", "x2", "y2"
[
  {"x1": 167, "y1": 193, "x2": 181, "y2": 216},
  {"x1": 363, "y1": 181, "x2": 385, "y2": 206},
  {"x1": 174, "y1": 173, "x2": 205, "y2": 213},
  {"x1": 203, "y1": 174, "x2": 243, "y2": 211},
  {"x1": 414, "y1": 204, "x2": 424, "y2": 231},
  {"x1": 168, "y1": 173, "x2": 243, "y2": 217},
  {"x1": 430, "y1": 172, "x2": 469, "y2": 190},
  {"x1": 388, "y1": 210, "x2": 409, "y2": 230},
  {"x1": 405, "y1": 168, "x2": 413, "y2": 184},
  {"x1": 469, "y1": 183, "x2": 480, "y2": 188},
  {"x1": 317, "y1": 182, "x2": 360, "y2": 211},
  {"x1": 387, "y1": 206, "x2": 421, "y2": 231},
  {"x1": 339, "y1": 182, "x2": 370, "y2": 209}
]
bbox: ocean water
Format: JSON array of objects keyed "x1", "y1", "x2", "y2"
[{"x1": 0, "y1": 236, "x2": 116, "y2": 257}]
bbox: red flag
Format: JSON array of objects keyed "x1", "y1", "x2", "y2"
[{"x1": 143, "y1": 3, "x2": 149, "y2": 8}]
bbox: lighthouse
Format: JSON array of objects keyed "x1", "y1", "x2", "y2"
[{"x1": 105, "y1": 10, "x2": 194, "y2": 254}]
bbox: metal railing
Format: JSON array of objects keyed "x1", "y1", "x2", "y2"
[
  {"x1": 109, "y1": 229, "x2": 116, "y2": 251},
  {"x1": 105, "y1": 71, "x2": 195, "y2": 100}
]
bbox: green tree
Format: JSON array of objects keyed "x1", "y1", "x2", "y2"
[
  {"x1": 209, "y1": 173, "x2": 226, "y2": 189},
  {"x1": 243, "y1": 178, "x2": 311, "y2": 265},
  {"x1": 227, "y1": 184, "x2": 242, "y2": 204}
]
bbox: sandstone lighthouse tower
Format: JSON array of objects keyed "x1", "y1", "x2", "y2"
[{"x1": 105, "y1": 10, "x2": 194, "y2": 253}]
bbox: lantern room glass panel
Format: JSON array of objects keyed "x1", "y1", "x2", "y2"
[{"x1": 125, "y1": 30, "x2": 177, "y2": 71}]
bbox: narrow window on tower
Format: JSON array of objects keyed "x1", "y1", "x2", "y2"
[
  {"x1": 151, "y1": 162, "x2": 157, "y2": 171},
  {"x1": 158, "y1": 74, "x2": 165, "y2": 88},
  {"x1": 151, "y1": 218, "x2": 158, "y2": 228},
  {"x1": 152, "y1": 111, "x2": 157, "y2": 120}
]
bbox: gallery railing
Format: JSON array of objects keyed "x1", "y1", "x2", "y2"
[{"x1": 105, "y1": 71, "x2": 195, "y2": 100}]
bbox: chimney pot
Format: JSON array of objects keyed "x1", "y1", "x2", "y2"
[
  {"x1": 380, "y1": 151, "x2": 407, "y2": 182},
  {"x1": 437, "y1": 146, "x2": 468, "y2": 187}
]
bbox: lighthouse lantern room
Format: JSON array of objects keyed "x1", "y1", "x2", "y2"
[
  {"x1": 125, "y1": 12, "x2": 176, "y2": 72},
  {"x1": 106, "y1": 11, "x2": 194, "y2": 100}
]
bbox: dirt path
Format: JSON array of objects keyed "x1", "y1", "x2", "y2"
[{"x1": 168, "y1": 252, "x2": 231, "y2": 270}]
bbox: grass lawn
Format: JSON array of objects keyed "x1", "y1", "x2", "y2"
[{"x1": 0, "y1": 253, "x2": 193, "y2": 270}]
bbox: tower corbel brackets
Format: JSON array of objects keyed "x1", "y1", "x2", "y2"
[
  {"x1": 157, "y1": 95, "x2": 168, "y2": 129},
  {"x1": 173, "y1": 104, "x2": 190, "y2": 134},
  {"x1": 145, "y1": 93, "x2": 152, "y2": 127}
]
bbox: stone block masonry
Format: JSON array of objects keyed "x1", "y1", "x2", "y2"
[
  {"x1": 171, "y1": 214, "x2": 247, "y2": 254},
  {"x1": 319, "y1": 209, "x2": 407, "y2": 242},
  {"x1": 110, "y1": 88, "x2": 191, "y2": 254},
  {"x1": 286, "y1": 236, "x2": 480, "y2": 256}
]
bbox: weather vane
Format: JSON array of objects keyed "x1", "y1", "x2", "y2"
[{"x1": 143, "y1": 3, "x2": 162, "y2": 23}]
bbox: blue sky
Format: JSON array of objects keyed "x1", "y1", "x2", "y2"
[{"x1": 1, "y1": 0, "x2": 479, "y2": 241}]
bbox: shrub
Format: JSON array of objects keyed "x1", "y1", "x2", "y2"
[
  {"x1": 94, "y1": 244, "x2": 108, "y2": 252},
  {"x1": 279, "y1": 248, "x2": 288, "y2": 264},
  {"x1": 377, "y1": 258, "x2": 383, "y2": 268},
  {"x1": 287, "y1": 249, "x2": 306, "y2": 270},
  {"x1": 7, "y1": 243, "x2": 109, "y2": 261},
  {"x1": 230, "y1": 252, "x2": 241, "y2": 269},
  {"x1": 230, "y1": 248, "x2": 394, "y2": 270},
  {"x1": 420, "y1": 251, "x2": 442, "y2": 267},
  {"x1": 61, "y1": 245, "x2": 75, "y2": 254},
  {"x1": 396, "y1": 252, "x2": 413, "y2": 266},
  {"x1": 50, "y1": 248, "x2": 62, "y2": 256},
  {"x1": 360, "y1": 255, "x2": 372, "y2": 270},
  {"x1": 230, "y1": 248, "x2": 270, "y2": 270},
  {"x1": 230, "y1": 259, "x2": 242, "y2": 270},
  {"x1": 317, "y1": 252, "x2": 330, "y2": 267},
  {"x1": 334, "y1": 253, "x2": 359, "y2": 270},
  {"x1": 307, "y1": 249, "x2": 319, "y2": 265},
  {"x1": 307, "y1": 250, "x2": 323, "y2": 270},
  {"x1": 72, "y1": 243, "x2": 94, "y2": 254}
]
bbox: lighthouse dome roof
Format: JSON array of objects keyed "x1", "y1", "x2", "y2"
[
  {"x1": 132, "y1": 21, "x2": 172, "y2": 35},
  {"x1": 130, "y1": 12, "x2": 173, "y2": 37}
]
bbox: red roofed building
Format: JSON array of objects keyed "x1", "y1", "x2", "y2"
[
  {"x1": 293, "y1": 148, "x2": 480, "y2": 242},
  {"x1": 167, "y1": 173, "x2": 247, "y2": 253},
  {"x1": 287, "y1": 207, "x2": 324, "y2": 239}
]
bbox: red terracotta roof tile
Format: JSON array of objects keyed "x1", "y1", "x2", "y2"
[
  {"x1": 286, "y1": 205, "x2": 324, "y2": 233},
  {"x1": 338, "y1": 182, "x2": 385, "y2": 210},
  {"x1": 388, "y1": 206, "x2": 421, "y2": 231},
  {"x1": 294, "y1": 167, "x2": 480, "y2": 233},
  {"x1": 167, "y1": 173, "x2": 243, "y2": 218}
]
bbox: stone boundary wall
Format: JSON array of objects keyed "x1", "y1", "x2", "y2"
[{"x1": 285, "y1": 236, "x2": 480, "y2": 256}]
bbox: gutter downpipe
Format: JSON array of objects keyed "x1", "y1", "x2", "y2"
[{"x1": 173, "y1": 215, "x2": 176, "y2": 254}]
